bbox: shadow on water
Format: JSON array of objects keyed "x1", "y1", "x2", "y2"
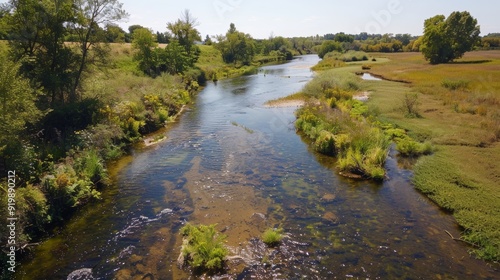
[{"x1": 17, "y1": 55, "x2": 498, "y2": 280}]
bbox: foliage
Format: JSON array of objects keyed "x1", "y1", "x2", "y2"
[
  {"x1": 400, "y1": 92, "x2": 420, "y2": 118},
  {"x1": 216, "y1": 23, "x2": 256, "y2": 65},
  {"x1": 180, "y1": 223, "x2": 228, "y2": 273},
  {"x1": 421, "y1": 11, "x2": 480, "y2": 64},
  {"x1": 132, "y1": 28, "x2": 159, "y2": 75},
  {"x1": 317, "y1": 40, "x2": 343, "y2": 58},
  {"x1": 295, "y1": 69, "x2": 390, "y2": 180},
  {"x1": 301, "y1": 69, "x2": 359, "y2": 99},
  {"x1": 0, "y1": 55, "x2": 43, "y2": 161},
  {"x1": 262, "y1": 228, "x2": 284, "y2": 247},
  {"x1": 323, "y1": 50, "x2": 369, "y2": 62},
  {"x1": 367, "y1": 51, "x2": 500, "y2": 260},
  {"x1": 7, "y1": 0, "x2": 126, "y2": 105},
  {"x1": 167, "y1": 10, "x2": 201, "y2": 55},
  {"x1": 441, "y1": 79, "x2": 470, "y2": 91},
  {"x1": 70, "y1": 0, "x2": 128, "y2": 100}
]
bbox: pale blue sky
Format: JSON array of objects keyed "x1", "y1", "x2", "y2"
[
  {"x1": 1, "y1": 0, "x2": 499, "y2": 38},
  {"x1": 116, "y1": 0, "x2": 499, "y2": 38}
]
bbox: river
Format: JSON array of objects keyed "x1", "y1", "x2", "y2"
[{"x1": 17, "y1": 55, "x2": 497, "y2": 279}]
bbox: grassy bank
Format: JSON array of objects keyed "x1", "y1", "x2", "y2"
[
  {"x1": 0, "y1": 42, "x2": 257, "y2": 276},
  {"x1": 293, "y1": 50, "x2": 499, "y2": 261},
  {"x1": 365, "y1": 51, "x2": 500, "y2": 261}
]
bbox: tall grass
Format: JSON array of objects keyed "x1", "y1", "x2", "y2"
[
  {"x1": 295, "y1": 69, "x2": 391, "y2": 180},
  {"x1": 323, "y1": 50, "x2": 369, "y2": 62}
]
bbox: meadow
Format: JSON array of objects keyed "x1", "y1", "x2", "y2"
[
  {"x1": 293, "y1": 50, "x2": 499, "y2": 261},
  {"x1": 364, "y1": 51, "x2": 500, "y2": 261}
]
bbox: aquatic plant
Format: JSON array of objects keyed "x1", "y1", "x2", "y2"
[
  {"x1": 179, "y1": 223, "x2": 228, "y2": 273},
  {"x1": 262, "y1": 228, "x2": 284, "y2": 247}
]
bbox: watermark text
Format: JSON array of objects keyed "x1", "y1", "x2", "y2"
[{"x1": 6, "y1": 170, "x2": 17, "y2": 273}]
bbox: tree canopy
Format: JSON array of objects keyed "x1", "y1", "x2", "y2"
[
  {"x1": 421, "y1": 11, "x2": 480, "y2": 64},
  {"x1": 215, "y1": 23, "x2": 255, "y2": 65}
]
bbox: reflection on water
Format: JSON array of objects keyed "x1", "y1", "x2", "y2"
[
  {"x1": 361, "y1": 73, "x2": 382, "y2": 81},
  {"x1": 18, "y1": 56, "x2": 498, "y2": 279}
]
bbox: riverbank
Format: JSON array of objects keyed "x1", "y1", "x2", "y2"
[
  {"x1": 298, "y1": 51, "x2": 499, "y2": 261},
  {"x1": 367, "y1": 51, "x2": 500, "y2": 261},
  {"x1": 0, "y1": 42, "x2": 272, "y2": 278}
]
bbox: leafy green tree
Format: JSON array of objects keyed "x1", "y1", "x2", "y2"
[
  {"x1": 167, "y1": 9, "x2": 201, "y2": 59},
  {"x1": 127, "y1": 24, "x2": 144, "y2": 41},
  {"x1": 8, "y1": 0, "x2": 127, "y2": 105},
  {"x1": 421, "y1": 11, "x2": 480, "y2": 64},
  {"x1": 0, "y1": 55, "x2": 42, "y2": 166},
  {"x1": 132, "y1": 28, "x2": 158, "y2": 75},
  {"x1": 334, "y1": 32, "x2": 354, "y2": 43},
  {"x1": 318, "y1": 40, "x2": 343, "y2": 58},
  {"x1": 71, "y1": 0, "x2": 128, "y2": 102},
  {"x1": 105, "y1": 23, "x2": 126, "y2": 43},
  {"x1": 216, "y1": 23, "x2": 255, "y2": 65},
  {"x1": 0, "y1": 3, "x2": 10, "y2": 40},
  {"x1": 8, "y1": 0, "x2": 78, "y2": 106},
  {"x1": 156, "y1": 31, "x2": 169, "y2": 44}
]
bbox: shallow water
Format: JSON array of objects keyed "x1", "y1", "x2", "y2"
[
  {"x1": 361, "y1": 72, "x2": 382, "y2": 81},
  {"x1": 18, "y1": 55, "x2": 498, "y2": 279}
]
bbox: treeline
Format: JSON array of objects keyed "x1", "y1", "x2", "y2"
[{"x1": 315, "y1": 31, "x2": 500, "y2": 55}]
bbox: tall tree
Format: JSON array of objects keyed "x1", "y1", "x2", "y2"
[
  {"x1": 8, "y1": 0, "x2": 78, "y2": 105},
  {"x1": 105, "y1": 23, "x2": 126, "y2": 42},
  {"x1": 421, "y1": 11, "x2": 480, "y2": 64},
  {"x1": 71, "y1": 0, "x2": 128, "y2": 102},
  {"x1": 167, "y1": 9, "x2": 201, "y2": 60},
  {"x1": 215, "y1": 23, "x2": 255, "y2": 65},
  {"x1": 132, "y1": 27, "x2": 158, "y2": 75},
  {"x1": 0, "y1": 55, "x2": 42, "y2": 163}
]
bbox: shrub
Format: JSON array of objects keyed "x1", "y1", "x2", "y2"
[
  {"x1": 441, "y1": 79, "x2": 470, "y2": 91},
  {"x1": 396, "y1": 139, "x2": 433, "y2": 157},
  {"x1": 337, "y1": 127, "x2": 390, "y2": 180},
  {"x1": 314, "y1": 131, "x2": 336, "y2": 155},
  {"x1": 262, "y1": 228, "x2": 284, "y2": 247},
  {"x1": 401, "y1": 92, "x2": 420, "y2": 118},
  {"x1": 180, "y1": 224, "x2": 228, "y2": 273}
]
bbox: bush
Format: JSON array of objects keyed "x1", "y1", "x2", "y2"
[
  {"x1": 337, "y1": 127, "x2": 390, "y2": 180},
  {"x1": 302, "y1": 70, "x2": 360, "y2": 99},
  {"x1": 314, "y1": 131, "x2": 336, "y2": 155},
  {"x1": 401, "y1": 92, "x2": 420, "y2": 118},
  {"x1": 441, "y1": 79, "x2": 470, "y2": 91},
  {"x1": 180, "y1": 224, "x2": 228, "y2": 273},
  {"x1": 396, "y1": 139, "x2": 433, "y2": 157},
  {"x1": 262, "y1": 228, "x2": 284, "y2": 247}
]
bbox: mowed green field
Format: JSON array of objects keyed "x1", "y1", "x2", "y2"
[{"x1": 362, "y1": 51, "x2": 500, "y2": 261}]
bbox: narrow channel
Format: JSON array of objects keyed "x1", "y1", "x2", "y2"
[{"x1": 18, "y1": 55, "x2": 497, "y2": 279}]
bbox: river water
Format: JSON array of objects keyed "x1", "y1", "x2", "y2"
[{"x1": 18, "y1": 55, "x2": 497, "y2": 279}]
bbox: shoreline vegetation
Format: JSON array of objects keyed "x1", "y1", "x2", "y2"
[
  {"x1": 291, "y1": 50, "x2": 499, "y2": 262},
  {"x1": 0, "y1": 36, "x2": 300, "y2": 276}
]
